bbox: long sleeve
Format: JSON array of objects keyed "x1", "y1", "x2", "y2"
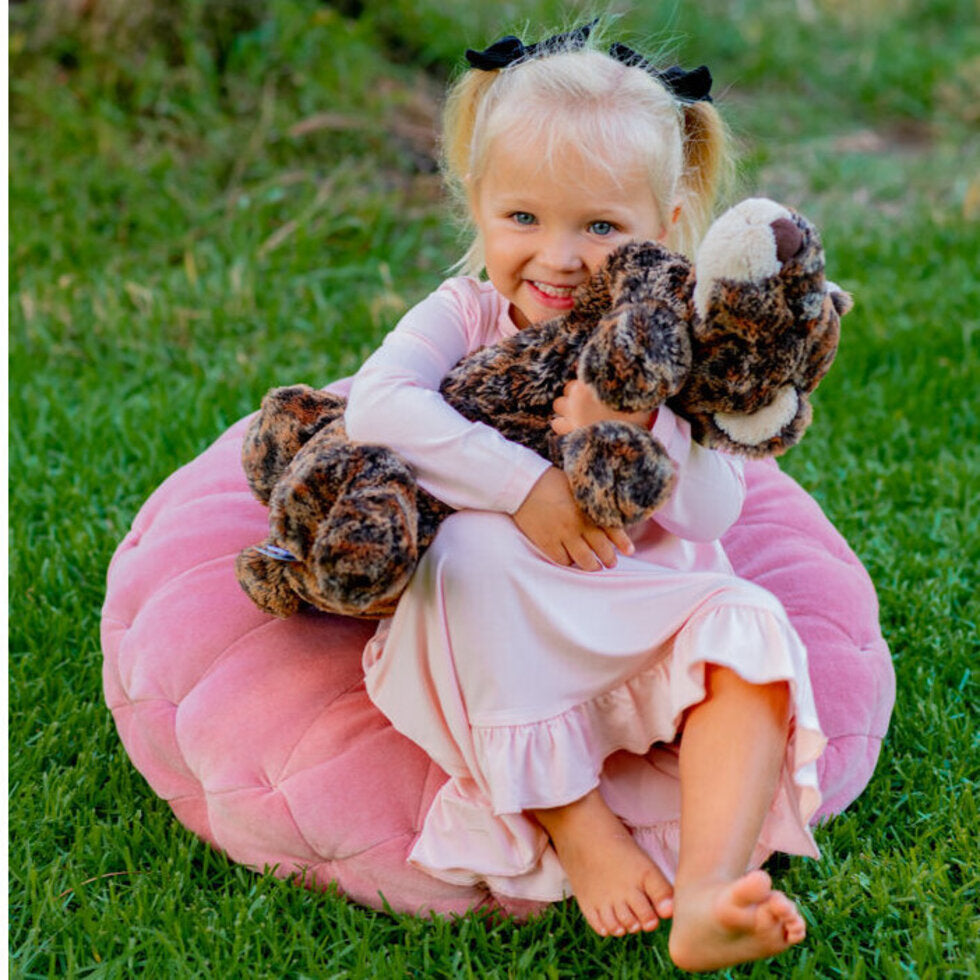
[
  {"x1": 345, "y1": 282, "x2": 552, "y2": 514},
  {"x1": 650, "y1": 406, "x2": 746, "y2": 542}
]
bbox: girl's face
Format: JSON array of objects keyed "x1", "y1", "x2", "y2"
[{"x1": 470, "y1": 130, "x2": 668, "y2": 329}]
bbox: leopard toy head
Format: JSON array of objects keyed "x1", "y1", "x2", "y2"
[{"x1": 671, "y1": 198, "x2": 853, "y2": 457}]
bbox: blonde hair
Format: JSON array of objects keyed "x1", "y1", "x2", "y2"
[{"x1": 442, "y1": 39, "x2": 732, "y2": 274}]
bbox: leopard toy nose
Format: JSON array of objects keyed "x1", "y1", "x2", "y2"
[{"x1": 771, "y1": 217, "x2": 804, "y2": 263}]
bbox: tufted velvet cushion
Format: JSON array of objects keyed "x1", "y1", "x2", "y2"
[{"x1": 102, "y1": 415, "x2": 894, "y2": 916}]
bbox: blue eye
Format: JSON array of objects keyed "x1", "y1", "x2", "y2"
[
  {"x1": 512, "y1": 212, "x2": 536, "y2": 225},
  {"x1": 589, "y1": 220, "x2": 615, "y2": 236}
]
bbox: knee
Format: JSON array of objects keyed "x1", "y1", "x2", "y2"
[{"x1": 705, "y1": 665, "x2": 792, "y2": 720}]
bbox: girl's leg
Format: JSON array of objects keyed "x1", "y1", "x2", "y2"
[
  {"x1": 668, "y1": 664, "x2": 806, "y2": 972},
  {"x1": 533, "y1": 789, "x2": 674, "y2": 937}
]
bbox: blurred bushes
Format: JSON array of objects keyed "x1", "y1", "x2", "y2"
[
  {"x1": 668, "y1": 0, "x2": 979, "y2": 130},
  {"x1": 11, "y1": 0, "x2": 978, "y2": 140},
  {"x1": 11, "y1": 0, "x2": 267, "y2": 69}
]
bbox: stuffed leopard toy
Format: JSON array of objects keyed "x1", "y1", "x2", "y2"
[{"x1": 236, "y1": 198, "x2": 852, "y2": 620}]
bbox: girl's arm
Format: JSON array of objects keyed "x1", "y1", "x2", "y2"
[
  {"x1": 649, "y1": 407, "x2": 746, "y2": 542},
  {"x1": 345, "y1": 284, "x2": 551, "y2": 514},
  {"x1": 348, "y1": 285, "x2": 634, "y2": 570}
]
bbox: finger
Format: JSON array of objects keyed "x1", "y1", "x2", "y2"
[
  {"x1": 530, "y1": 535, "x2": 572, "y2": 567},
  {"x1": 605, "y1": 527, "x2": 635, "y2": 556},
  {"x1": 565, "y1": 382, "x2": 587, "y2": 411},
  {"x1": 565, "y1": 538, "x2": 602, "y2": 572},
  {"x1": 584, "y1": 528, "x2": 618, "y2": 568},
  {"x1": 550, "y1": 416, "x2": 573, "y2": 436},
  {"x1": 552, "y1": 395, "x2": 569, "y2": 416},
  {"x1": 550, "y1": 545, "x2": 573, "y2": 567}
]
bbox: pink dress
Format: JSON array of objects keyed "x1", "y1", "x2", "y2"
[{"x1": 345, "y1": 277, "x2": 826, "y2": 902}]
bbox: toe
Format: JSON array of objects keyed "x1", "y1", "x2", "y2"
[
  {"x1": 731, "y1": 870, "x2": 773, "y2": 907},
  {"x1": 600, "y1": 905, "x2": 627, "y2": 937},
  {"x1": 582, "y1": 904, "x2": 609, "y2": 937},
  {"x1": 781, "y1": 903, "x2": 807, "y2": 944},
  {"x1": 626, "y1": 889, "x2": 659, "y2": 932},
  {"x1": 641, "y1": 870, "x2": 674, "y2": 919},
  {"x1": 716, "y1": 873, "x2": 772, "y2": 932},
  {"x1": 769, "y1": 891, "x2": 796, "y2": 916},
  {"x1": 765, "y1": 891, "x2": 801, "y2": 933},
  {"x1": 612, "y1": 901, "x2": 635, "y2": 935}
]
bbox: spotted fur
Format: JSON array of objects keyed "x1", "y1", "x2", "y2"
[
  {"x1": 241, "y1": 386, "x2": 346, "y2": 504},
  {"x1": 439, "y1": 242, "x2": 691, "y2": 465},
  {"x1": 237, "y1": 396, "x2": 453, "y2": 618},
  {"x1": 236, "y1": 199, "x2": 850, "y2": 619},
  {"x1": 562, "y1": 421, "x2": 677, "y2": 527}
]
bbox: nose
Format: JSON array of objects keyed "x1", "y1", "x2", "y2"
[{"x1": 540, "y1": 231, "x2": 584, "y2": 273}]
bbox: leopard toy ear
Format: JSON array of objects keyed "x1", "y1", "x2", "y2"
[
  {"x1": 827, "y1": 281, "x2": 854, "y2": 317},
  {"x1": 242, "y1": 385, "x2": 347, "y2": 504}
]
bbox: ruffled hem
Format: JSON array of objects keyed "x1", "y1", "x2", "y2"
[
  {"x1": 408, "y1": 600, "x2": 826, "y2": 901},
  {"x1": 406, "y1": 777, "x2": 569, "y2": 902},
  {"x1": 474, "y1": 602, "x2": 823, "y2": 815}
]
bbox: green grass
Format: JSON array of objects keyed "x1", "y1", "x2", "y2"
[{"x1": 8, "y1": 0, "x2": 979, "y2": 976}]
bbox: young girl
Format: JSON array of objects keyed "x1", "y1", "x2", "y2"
[{"x1": 344, "y1": 23, "x2": 824, "y2": 972}]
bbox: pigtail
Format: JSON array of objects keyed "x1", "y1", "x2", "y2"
[
  {"x1": 441, "y1": 68, "x2": 500, "y2": 195},
  {"x1": 439, "y1": 67, "x2": 502, "y2": 275},
  {"x1": 674, "y1": 100, "x2": 734, "y2": 256}
]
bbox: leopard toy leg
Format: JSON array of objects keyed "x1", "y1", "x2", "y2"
[
  {"x1": 260, "y1": 421, "x2": 427, "y2": 618},
  {"x1": 561, "y1": 420, "x2": 678, "y2": 527},
  {"x1": 235, "y1": 542, "x2": 305, "y2": 618}
]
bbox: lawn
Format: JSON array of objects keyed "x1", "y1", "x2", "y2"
[{"x1": 8, "y1": 1, "x2": 979, "y2": 976}]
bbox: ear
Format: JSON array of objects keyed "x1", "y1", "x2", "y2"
[
  {"x1": 464, "y1": 173, "x2": 479, "y2": 217},
  {"x1": 657, "y1": 203, "x2": 682, "y2": 244},
  {"x1": 826, "y1": 280, "x2": 854, "y2": 316}
]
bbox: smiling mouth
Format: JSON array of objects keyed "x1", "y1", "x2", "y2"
[{"x1": 530, "y1": 281, "x2": 577, "y2": 299}]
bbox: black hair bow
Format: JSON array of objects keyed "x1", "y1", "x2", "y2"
[
  {"x1": 609, "y1": 42, "x2": 713, "y2": 103},
  {"x1": 465, "y1": 19, "x2": 597, "y2": 70},
  {"x1": 464, "y1": 25, "x2": 713, "y2": 105}
]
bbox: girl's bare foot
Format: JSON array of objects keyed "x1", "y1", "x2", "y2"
[
  {"x1": 668, "y1": 869, "x2": 806, "y2": 972},
  {"x1": 534, "y1": 789, "x2": 673, "y2": 938}
]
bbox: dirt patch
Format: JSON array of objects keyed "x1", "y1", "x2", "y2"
[
  {"x1": 289, "y1": 73, "x2": 442, "y2": 176},
  {"x1": 831, "y1": 121, "x2": 934, "y2": 155}
]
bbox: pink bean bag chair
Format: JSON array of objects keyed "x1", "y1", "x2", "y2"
[{"x1": 101, "y1": 400, "x2": 894, "y2": 917}]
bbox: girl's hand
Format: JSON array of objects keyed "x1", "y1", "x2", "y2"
[
  {"x1": 551, "y1": 379, "x2": 655, "y2": 436},
  {"x1": 512, "y1": 467, "x2": 634, "y2": 571}
]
